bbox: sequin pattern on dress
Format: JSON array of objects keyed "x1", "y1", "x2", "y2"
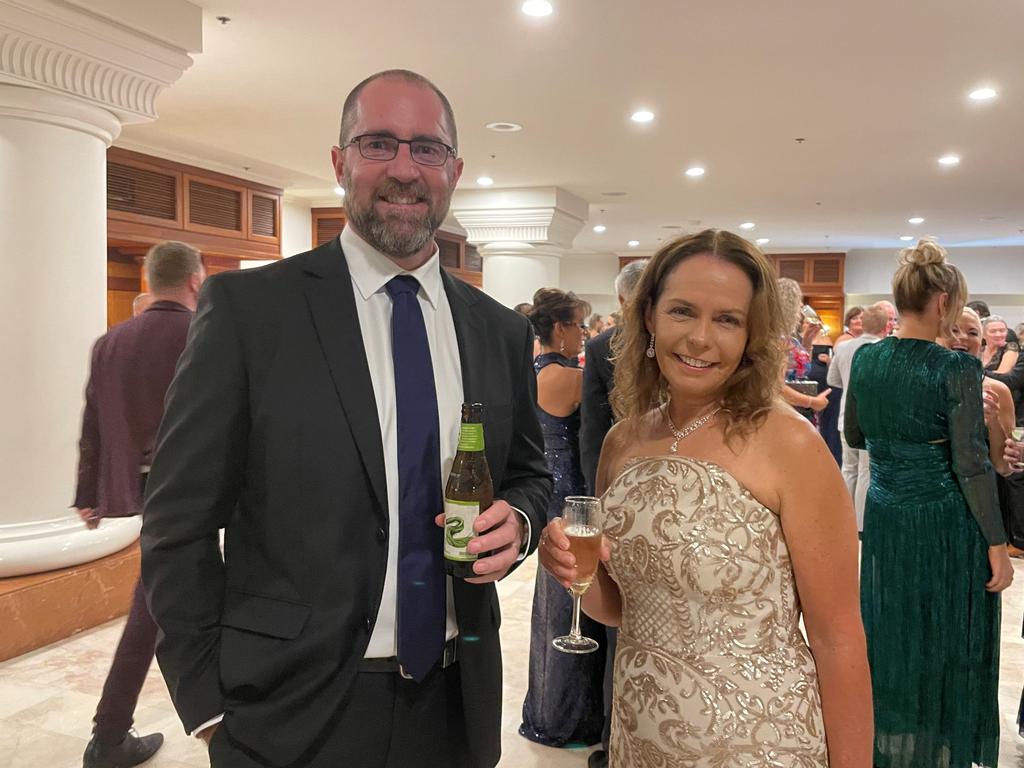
[{"x1": 602, "y1": 456, "x2": 828, "y2": 768}]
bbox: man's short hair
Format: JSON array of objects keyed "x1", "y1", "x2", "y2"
[
  {"x1": 860, "y1": 305, "x2": 889, "y2": 335},
  {"x1": 615, "y1": 259, "x2": 648, "y2": 301},
  {"x1": 145, "y1": 241, "x2": 203, "y2": 293},
  {"x1": 967, "y1": 300, "x2": 991, "y2": 318},
  {"x1": 338, "y1": 69, "x2": 458, "y2": 151}
]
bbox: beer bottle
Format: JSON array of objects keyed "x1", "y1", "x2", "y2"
[{"x1": 444, "y1": 403, "x2": 494, "y2": 578}]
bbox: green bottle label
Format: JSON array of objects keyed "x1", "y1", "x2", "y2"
[
  {"x1": 457, "y1": 423, "x2": 485, "y2": 452},
  {"x1": 444, "y1": 499, "x2": 479, "y2": 561}
]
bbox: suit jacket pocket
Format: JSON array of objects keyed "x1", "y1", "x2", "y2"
[
  {"x1": 220, "y1": 590, "x2": 311, "y2": 639},
  {"x1": 219, "y1": 591, "x2": 313, "y2": 701}
]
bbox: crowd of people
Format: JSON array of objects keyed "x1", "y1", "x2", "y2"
[{"x1": 70, "y1": 67, "x2": 1024, "y2": 768}]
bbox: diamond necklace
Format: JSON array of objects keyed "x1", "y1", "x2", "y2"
[{"x1": 665, "y1": 404, "x2": 721, "y2": 453}]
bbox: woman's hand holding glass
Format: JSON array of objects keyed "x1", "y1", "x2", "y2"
[
  {"x1": 538, "y1": 496, "x2": 611, "y2": 654},
  {"x1": 539, "y1": 517, "x2": 612, "y2": 591}
]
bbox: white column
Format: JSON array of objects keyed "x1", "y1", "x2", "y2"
[
  {"x1": 451, "y1": 186, "x2": 588, "y2": 306},
  {"x1": 480, "y1": 242, "x2": 562, "y2": 308},
  {"x1": 0, "y1": 85, "x2": 143, "y2": 576},
  {"x1": 0, "y1": 1, "x2": 199, "y2": 576}
]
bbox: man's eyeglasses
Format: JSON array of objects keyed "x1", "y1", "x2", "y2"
[{"x1": 345, "y1": 134, "x2": 456, "y2": 167}]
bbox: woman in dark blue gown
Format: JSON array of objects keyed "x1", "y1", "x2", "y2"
[{"x1": 520, "y1": 288, "x2": 605, "y2": 748}]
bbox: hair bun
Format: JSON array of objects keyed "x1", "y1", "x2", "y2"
[{"x1": 901, "y1": 238, "x2": 947, "y2": 267}]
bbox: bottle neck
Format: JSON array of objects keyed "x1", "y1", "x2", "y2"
[{"x1": 456, "y1": 422, "x2": 485, "y2": 452}]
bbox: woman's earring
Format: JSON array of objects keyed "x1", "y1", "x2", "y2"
[
  {"x1": 560, "y1": 340, "x2": 566, "y2": 354},
  {"x1": 646, "y1": 334, "x2": 656, "y2": 358}
]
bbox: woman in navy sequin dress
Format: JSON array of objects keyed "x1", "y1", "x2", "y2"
[{"x1": 520, "y1": 288, "x2": 606, "y2": 748}]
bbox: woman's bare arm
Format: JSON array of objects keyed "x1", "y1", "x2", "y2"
[{"x1": 771, "y1": 419, "x2": 873, "y2": 768}]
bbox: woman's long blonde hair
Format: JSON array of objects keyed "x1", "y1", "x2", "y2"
[{"x1": 610, "y1": 229, "x2": 786, "y2": 444}]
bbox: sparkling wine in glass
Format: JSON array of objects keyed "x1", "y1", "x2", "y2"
[
  {"x1": 553, "y1": 496, "x2": 602, "y2": 655},
  {"x1": 1012, "y1": 427, "x2": 1024, "y2": 472}
]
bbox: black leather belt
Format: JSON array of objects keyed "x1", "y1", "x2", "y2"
[{"x1": 359, "y1": 637, "x2": 458, "y2": 678}]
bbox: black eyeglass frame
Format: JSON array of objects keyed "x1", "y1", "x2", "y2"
[{"x1": 345, "y1": 133, "x2": 457, "y2": 167}]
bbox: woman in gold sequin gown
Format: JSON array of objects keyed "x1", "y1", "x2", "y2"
[{"x1": 538, "y1": 229, "x2": 873, "y2": 768}]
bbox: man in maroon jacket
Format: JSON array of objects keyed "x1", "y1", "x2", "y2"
[{"x1": 74, "y1": 240, "x2": 205, "y2": 768}]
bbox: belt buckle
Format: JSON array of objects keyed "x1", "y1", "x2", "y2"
[{"x1": 443, "y1": 638, "x2": 457, "y2": 668}]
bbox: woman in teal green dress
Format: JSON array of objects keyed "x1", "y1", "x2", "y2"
[{"x1": 845, "y1": 239, "x2": 1013, "y2": 768}]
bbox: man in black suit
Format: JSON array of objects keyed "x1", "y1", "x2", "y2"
[
  {"x1": 579, "y1": 259, "x2": 648, "y2": 493},
  {"x1": 141, "y1": 70, "x2": 551, "y2": 768},
  {"x1": 577, "y1": 258, "x2": 646, "y2": 768}
]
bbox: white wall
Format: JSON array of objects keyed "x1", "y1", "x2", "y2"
[
  {"x1": 558, "y1": 253, "x2": 621, "y2": 317},
  {"x1": 281, "y1": 198, "x2": 312, "y2": 257},
  {"x1": 845, "y1": 246, "x2": 1024, "y2": 326}
]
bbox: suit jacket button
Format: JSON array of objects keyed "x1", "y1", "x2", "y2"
[
  {"x1": 365, "y1": 616, "x2": 373, "y2": 632},
  {"x1": 376, "y1": 527, "x2": 386, "y2": 542}
]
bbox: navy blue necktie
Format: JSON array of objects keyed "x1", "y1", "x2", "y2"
[{"x1": 385, "y1": 275, "x2": 445, "y2": 681}]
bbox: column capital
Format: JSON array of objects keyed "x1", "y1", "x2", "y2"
[
  {"x1": 477, "y1": 241, "x2": 567, "y2": 261},
  {"x1": 0, "y1": 0, "x2": 200, "y2": 125},
  {"x1": 451, "y1": 187, "x2": 588, "y2": 249}
]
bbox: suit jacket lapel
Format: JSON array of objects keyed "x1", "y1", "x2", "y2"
[
  {"x1": 443, "y1": 270, "x2": 486, "y2": 404},
  {"x1": 302, "y1": 239, "x2": 388, "y2": 519}
]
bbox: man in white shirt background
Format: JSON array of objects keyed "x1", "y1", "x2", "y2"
[{"x1": 828, "y1": 303, "x2": 889, "y2": 531}]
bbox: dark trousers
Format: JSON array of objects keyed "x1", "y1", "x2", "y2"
[
  {"x1": 209, "y1": 662, "x2": 472, "y2": 768},
  {"x1": 93, "y1": 577, "x2": 159, "y2": 745}
]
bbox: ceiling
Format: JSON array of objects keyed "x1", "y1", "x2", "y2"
[{"x1": 119, "y1": 0, "x2": 1024, "y2": 254}]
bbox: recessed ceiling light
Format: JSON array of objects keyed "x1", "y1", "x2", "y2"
[
  {"x1": 938, "y1": 154, "x2": 960, "y2": 166},
  {"x1": 969, "y1": 87, "x2": 997, "y2": 101},
  {"x1": 333, "y1": 186, "x2": 345, "y2": 196},
  {"x1": 486, "y1": 121, "x2": 523, "y2": 132},
  {"x1": 739, "y1": 222, "x2": 756, "y2": 230},
  {"x1": 756, "y1": 238, "x2": 770, "y2": 245},
  {"x1": 601, "y1": 191, "x2": 627, "y2": 197},
  {"x1": 521, "y1": 0, "x2": 553, "y2": 17},
  {"x1": 476, "y1": 176, "x2": 494, "y2": 186},
  {"x1": 627, "y1": 240, "x2": 640, "y2": 248},
  {"x1": 592, "y1": 225, "x2": 606, "y2": 233},
  {"x1": 908, "y1": 216, "x2": 924, "y2": 224},
  {"x1": 630, "y1": 110, "x2": 654, "y2": 123},
  {"x1": 900, "y1": 236, "x2": 914, "y2": 241},
  {"x1": 684, "y1": 166, "x2": 705, "y2": 177}
]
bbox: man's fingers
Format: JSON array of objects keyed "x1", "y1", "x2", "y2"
[{"x1": 468, "y1": 516, "x2": 517, "y2": 554}]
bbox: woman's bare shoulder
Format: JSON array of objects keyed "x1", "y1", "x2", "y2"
[{"x1": 751, "y1": 401, "x2": 826, "y2": 460}]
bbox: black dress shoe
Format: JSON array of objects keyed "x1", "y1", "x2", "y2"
[
  {"x1": 588, "y1": 749, "x2": 609, "y2": 768},
  {"x1": 83, "y1": 730, "x2": 164, "y2": 768}
]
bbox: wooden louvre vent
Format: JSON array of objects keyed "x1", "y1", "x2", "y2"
[
  {"x1": 316, "y1": 215, "x2": 344, "y2": 246},
  {"x1": 777, "y1": 260, "x2": 806, "y2": 282},
  {"x1": 107, "y1": 162, "x2": 177, "y2": 220},
  {"x1": 188, "y1": 180, "x2": 242, "y2": 231},
  {"x1": 812, "y1": 257, "x2": 842, "y2": 284},
  {"x1": 250, "y1": 195, "x2": 277, "y2": 238}
]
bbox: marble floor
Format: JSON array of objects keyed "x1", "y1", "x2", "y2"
[{"x1": 3, "y1": 556, "x2": 1024, "y2": 767}]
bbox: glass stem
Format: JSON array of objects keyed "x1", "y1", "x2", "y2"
[{"x1": 570, "y1": 593, "x2": 583, "y2": 639}]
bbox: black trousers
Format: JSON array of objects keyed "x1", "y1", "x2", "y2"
[
  {"x1": 93, "y1": 577, "x2": 159, "y2": 744},
  {"x1": 209, "y1": 662, "x2": 473, "y2": 768}
]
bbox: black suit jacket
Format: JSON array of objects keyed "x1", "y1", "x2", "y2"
[
  {"x1": 140, "y1": 239, "x2": 551, "y2": 767},
  {"x1": 580, "y1": 328, "x2": 617, "y2": 494}
]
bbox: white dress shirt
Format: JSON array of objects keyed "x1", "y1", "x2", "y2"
[
  {"x1": 341, "y1": 225, "x2": 463, "y2": 656},
  {"x1": 827, "y1": 333, "x2": 881, "y2": 431}
]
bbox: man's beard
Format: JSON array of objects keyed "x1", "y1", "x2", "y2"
[{"x1": 344, "y1": 172, "x2": 450, "y2": 260}]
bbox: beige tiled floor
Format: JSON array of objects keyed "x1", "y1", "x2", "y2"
[{"x1": 3, "y1": 556, "x2": 1024, "y2": 767}]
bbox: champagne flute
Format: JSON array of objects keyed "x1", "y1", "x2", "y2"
[
  {"x1": 1012, "y1": 427, "x2": 1024, "y2": 473},
  {"x1": 553, "y1": 496, "x2": 602, "y2": 654}
]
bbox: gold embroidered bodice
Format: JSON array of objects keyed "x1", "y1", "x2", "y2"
[{"x1": 602, "y1": 456, "x2": 828, "y2": 768}]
